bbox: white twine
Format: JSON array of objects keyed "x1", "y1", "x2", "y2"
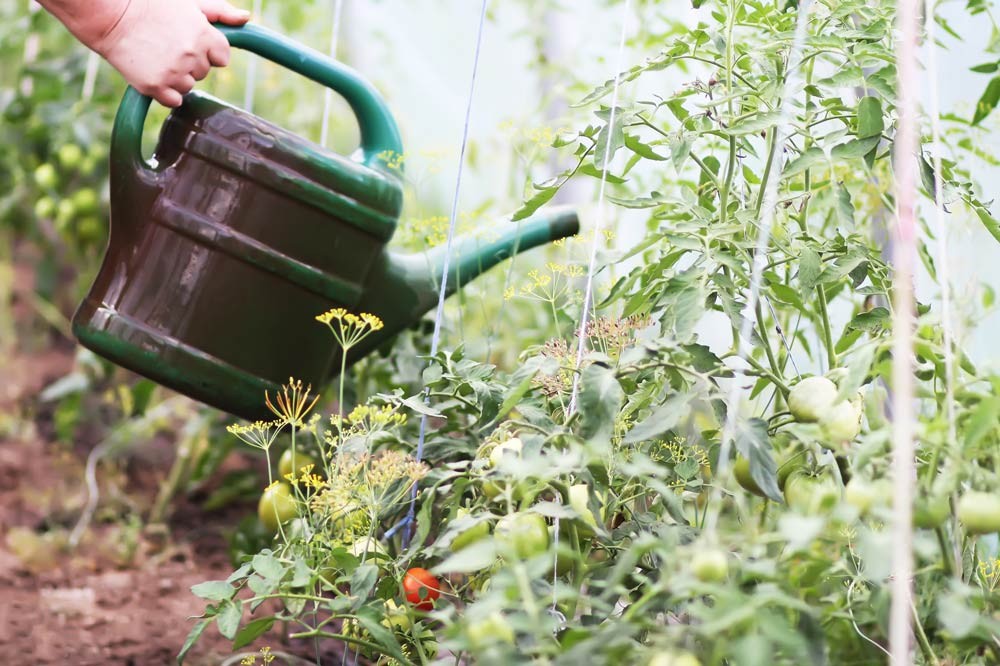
[
  {"x1": 708, "y1": 0, "x2": 815, "y2": 535},
  {"x1": 320, "y1": 0, "x2": 346, "y2": 147},
  {"x1": 81, "y1": 51, "x2": 100, "y2": 102},
  {"x1": 402, "y1": 0, "x2": 489, "y2": 547},
  {"x1": 566, "y1": 0, "x2": 633, "y2": 417},
  {"x1": 889, "y1": 0, "x2": 920, "y2": 660},
  {"x1": 243, "y1": 0, "x2": 263, "y2": 111}
]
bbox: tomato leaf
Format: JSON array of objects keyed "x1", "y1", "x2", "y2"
[
  {"x1": 973, "y1": 76, "x2": 1000, "y2": 125},
  {"x1": 349, "y1": 564, "x2": 379, "y2": 610},
  {"x1": 232, "y1": 616, "x2": 276, "y2": 651},
  {"x1": 734, "y1": 418, "x2": 782, "y2": 502},
  {"x1": 625, "y1": 393, "x2": 690, "y2": 443},
  {"x1": 578, "y1": 364, "x2": 624, "y2": 447},
  {"x1": 856, "y1": 96, "x2": 884, "y2": 139},
  {"x1": 190, "y1": 580, "x2": 235, "y2": 602},
  {"x1": 216, "y1": 599, "x2": 242, "y2": 640},
  {"x1": 433, "y1": 540, "x2": 497, "y2": 574},
  {"x1": 176, "y1": 619, "x2": 211, "y2": 664}
]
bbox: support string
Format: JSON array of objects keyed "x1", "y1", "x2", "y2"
[
  {"x1": 889, "y1": 0, "x2": 920, "y2": 661},
  {"x1": 566, "y1": 0, "x2": 633, "y2": 418},
  {"x1": 320, "y1": 0, "x2": 346, "y2": 147},
  {"x1": 706, "y1": 0, "x2": 814, "y2": 535},
  {"x1": 400, "y1": 0, "x2": 489, "y2": 548},
  {"x1": 243, "y1": 0, "x2": 264, "y2": 112}
]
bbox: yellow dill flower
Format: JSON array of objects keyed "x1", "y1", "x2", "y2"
[
  {"x1": 226, "y1": 419, "x2": 284, "y2": 450},
  {"x1": 318, "y1": 308, "x2": 385, "y2": 351},
  {"x1": 260, "y1": 647, "x2": 275, "y2": 665},
  {"x1": 266, "y1": 377, "x2": 320, "y2": 427}
]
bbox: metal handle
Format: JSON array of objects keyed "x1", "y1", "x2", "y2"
[{"x1": 110, "y1": 22, "x2": 404, "y2": 177}]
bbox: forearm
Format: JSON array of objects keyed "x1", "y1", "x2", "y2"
[{"x1": 36, "y1": 0, "x2": 133, "y2": 54}]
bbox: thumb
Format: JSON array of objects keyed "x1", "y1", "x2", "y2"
[{"x1": 198, "y1": 0, "x2": 251, "y2": 26}]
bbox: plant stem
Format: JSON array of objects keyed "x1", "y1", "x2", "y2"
[{"x1": 816, "y1": 284, "x2": 837, "y2": 370}]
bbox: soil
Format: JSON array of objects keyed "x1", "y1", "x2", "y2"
[{"x1": 0, "y1": 254, "x2": 343, "y2": 665}]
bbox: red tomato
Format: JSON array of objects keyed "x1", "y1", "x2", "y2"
[{"x1": 403, "y1": 567, "x2": 441, "y2": 611}]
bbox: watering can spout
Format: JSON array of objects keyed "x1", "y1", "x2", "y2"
[
  {"x1": 343, "y1": 206, "x2": 580, "y2": 366},
  {"x1": 420, "y1": 206, "x2": 579, "y2": 298}
]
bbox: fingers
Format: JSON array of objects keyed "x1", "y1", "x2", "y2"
[
  {"x1": 191, "y1": 52, "x2": 212, "y2": 81},
  {"x1": 199, "y1": 0, "x2": 251, "y2": 26},
  {"x1": 206, "y1": 29, "x2": 231, "y2": 67},
  {"x1": 156, "y1": 88, "x2": 184, "y2": 108},
  {"x1": 176, "y1": 74, "x2": 197, "y2": 96}
]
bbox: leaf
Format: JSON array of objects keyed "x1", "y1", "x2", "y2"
[
  {"x1": 578, "y1": 364, "x2": 624, "y2": 445},
  {"x1": 836, "y1": 344, "x2": 876, "y2": 402},
  {"x1": 176, "y1": 619, "x2": 211, "y2": 664},
  {"x1": 970, "y1": 61, "x2": 1000, "y2": 74},
  {"x1": 734, "y1": 418, "x2": 783, "y2": 502},
  {"x1": 399, "y1": 393, "x2": 443, "y2": 418},
  {"x1": 726, "y1": 111, "x2": 782, "y2": 136},
  {"x1": 216, "y1": 599, "x2": 242, "y2": 640},
  {"x1": 355, "y1": 610, "x2": 409, "y2": 665},
  {"x1": 513, "y1": 186, "x2": 559, "y2": 222},
  {"x1": 783, "y1": 147, "x2": 824, "y2": 177},
  {"x1": 232, "y1": 616, "x2": 276, "y2": 650},
  {"x1": 252, "y1": 552, "x2": 285, "y2": 582},
  {"x1": 974, "y1": 206, "x2": 1000, "y2": 244},
  {"x1": 972, "y1": 76, "x2": 1000, "y2": 125},
  {"x1": 624, "y1": 133, "x2": 667, "y2": 160},
  {"x1": 963, "y1": 397, "x2": 1000, "y2": 450},
  {"x1": 831, "y1": 136, "x2": 881, "y2": 160},
  {"x1": 349, "y1": 564, "x2": 379, "y2": 608},
  {"x1": 834, "y1": 184, "x2": 855, "y2": 227},
  {"x1": 847, "y1": 307, "x2": 890, "y2": 334},
  {"x1": 625, "y1": 393, "x2": 690, "y2": 443},
  {"x1": 594, "y1": 109, "x2": 626, "y2": 167},
  {"x1": 190, "y1": 580, "x2": 235, "y2": 602},
  {"x1": 798, "y1": 248, "x2": 822, "y2": 295},
  {"x1": 856, "y1": 96, "x2": 884, "y2": 139},
  {"x1": 432, "y1": 540, "x2": 498, "y2": 574}
]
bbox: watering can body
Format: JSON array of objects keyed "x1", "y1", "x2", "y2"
[{"x1": 72, "y1": 24, "x2": 578, "y2": 420}]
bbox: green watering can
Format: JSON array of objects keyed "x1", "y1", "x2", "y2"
[{"x1": 72, "y1": 23, "x2": 579, "y2": 420}]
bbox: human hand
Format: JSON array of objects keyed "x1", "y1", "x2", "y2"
[{"x1": 94, "y1": 0, "x2": 250, "y2": 107}]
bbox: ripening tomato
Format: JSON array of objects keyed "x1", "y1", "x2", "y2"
[
  {"x1": 279, "y1": 448, "x2": 319, "y2": 479},
  {"x1": 495, "y1": 512, "x2": 549, "y2": 559},
  {"x1": 957, "y1": 492, "x2": 1000, "y2": 535},
  {"x1": 450, "y1": 508, "x2": 491, "y2": 552},
  {"x1": 784, "y1": 471, "x2": 840, "y2": 514},
  {"x1": 258, "y1": 482, "x2": 298, "y2": 532},
  {"x1": 733, "y1": 457, "x2": 765, "y2": 498},
  {"x1": 819, "y1": 397, "x2": 862, "y2": 446},
  {"x1": 788, "y1": 376, "x2": 839, "y2": 423},
  {"x1": 691, "y1": 548, "x2": 729, "y2": 583},
  {"x1": 489, "y1": 437, "x2": 523, "y2": 468},
  {"x1": 403, "y1": 567, "x2": 441, "y2": 611}
]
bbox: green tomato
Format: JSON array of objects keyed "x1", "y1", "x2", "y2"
[
  {"x1": 913, "y1": 494, "x2": 950, "y2": 529},
  {"x1": 466, "y1": 612, "x2": 515, "y2": 648},
  {"x1": 844, "y1": 478, "x2": 892, "y2": 515},
  {"x1": 495, "y1": 512, "x2": 549, "y2": 559},
  {"x1": 788, "y1": 376, "x2": 838, "y2": 423},
  {"x1": 489, "y1": 437, "x2": 523, "y2": 468},
  {"x1": 957, "y1": 492, "x2": 1000, "y2": 534},
  {"x1": 691, "y1": 548, "x2": 728, "y2": 583},
  {"x1": 569, "y1": 483, "x2": 600, "y2": 533},
  {"x1": 777, "y1": 449, "x2": 808, "y2": 490},
  {"x1": 34, "y1": 163, "x2": 58, "y2": 189},
  {"x1": 784, "y1": 471, "x2": 840, "y2": 514},
  {"x1": 819, "y1": 398, "x2": 862, "y2": 446},
  {"x1": 258, "y1": 482, "x2": 298, "y2": 532},
  {"x1": 34, "y1": 197, "x2": 56, "y2": 220},
  {"x1": 450, "y1": 508, "x2": 491, "y2": 552},
  {"x1": 381, "y1": 599, "x2": 411, "y2": 632},
  {"x1": 733, "y1": 457, "x2": 765, "y2": 498},
  {"x1": 278, "y1": 448, "x2": 318, "y2": 479},
  {"x1": 76, "y1": 216, "x2": 104, "y2": 244},
  {"x1": 71, "y1": 188, "x2": 99, "y2": 215},
  {"x1": 57, "y1": 144, "x2": 84, "y2": 170},
  {"x1": 648, "y1": 652, "x2": 702, "y2": 666}
]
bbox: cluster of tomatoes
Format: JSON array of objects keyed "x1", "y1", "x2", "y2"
[{"x1": 32, "y1": 143, "x2": 107, "y2": 247}]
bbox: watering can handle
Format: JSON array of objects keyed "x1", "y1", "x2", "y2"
[{"x1": 110, "y1": 22, "x2": 404, "y2": 176}]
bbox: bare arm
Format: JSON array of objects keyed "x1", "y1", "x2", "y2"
[{"x1": 37, "y1": 0, "x2": 249, "y2": 107}]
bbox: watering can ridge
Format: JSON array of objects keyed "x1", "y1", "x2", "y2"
[{"x1": 72, "y1": 23, "x2": 579, "y2": 420}]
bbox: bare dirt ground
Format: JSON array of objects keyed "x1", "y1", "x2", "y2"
[{"x1": 0, "y1": 255, "x2": 340, "y2": 665}]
